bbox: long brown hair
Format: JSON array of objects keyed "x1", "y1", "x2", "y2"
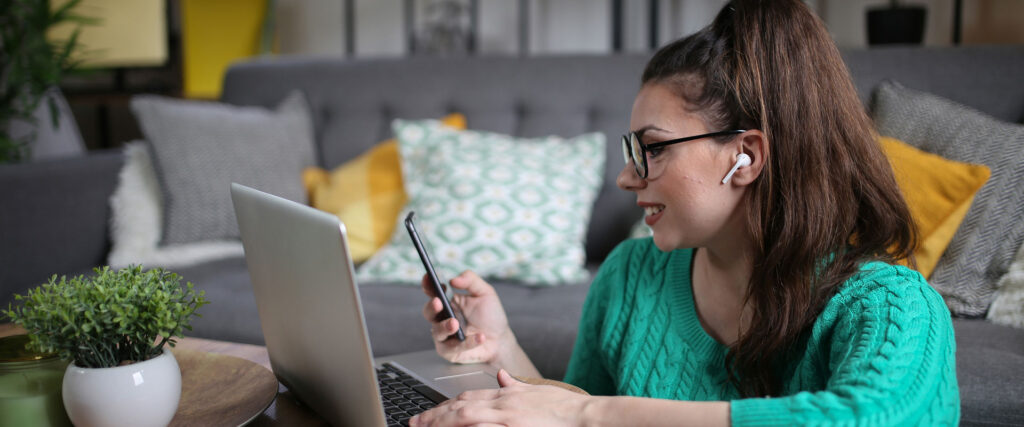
[{"x1": 642, "y1": 0, "x2": 917, "y2": 397}]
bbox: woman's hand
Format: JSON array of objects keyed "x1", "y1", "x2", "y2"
[
  {"x1": 421, "y1": 271, "x2": 515, "y2": 365},
  {"x1": 410, "y1": 370, "x2": 594, "y2": 427}
]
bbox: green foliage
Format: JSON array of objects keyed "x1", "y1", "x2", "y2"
[
  {"x1": 0, "y1": 0, "x2": 92, "y2": 163},
  {"x1": 2, "y1": 266, "x2": 209, "y2": 368}
]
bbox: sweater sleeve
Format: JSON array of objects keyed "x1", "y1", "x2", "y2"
[
  {"x1": 730, "y1": 264, "x2": 960, "y2": 426},
  {"x1": 562, "y1": 240, "x2": 633, "y2": 395}
]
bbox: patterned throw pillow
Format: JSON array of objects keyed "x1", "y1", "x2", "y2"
[
  {"x1": 131, "y1": 91, "x2": 315, "y2": 245},
  {"x1": 357, "y1": 119, "x2": 605, "y2": 286},
  {"x1": 872, "y1": 80, "x2": 1024, "y2": 317}
]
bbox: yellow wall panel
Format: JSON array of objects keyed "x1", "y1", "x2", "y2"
[{"x1": 182, "y1": 0, "x2": 268, "y2": 99}]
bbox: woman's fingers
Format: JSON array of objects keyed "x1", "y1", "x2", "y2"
[
  {"x1": 436, "y1": 333, "x2": 492, "y2": 364},
  {"x1": 496, "y1": 369, "x2": 522, "y2": 388},
  {"x1": 412, "y1": 400, "x2": 506, "y2": 427},
  {"x1": 450, "y1": 270, "x2": 494, "y2": 296},
  {"x1": 421, "y1": 274, "x2": 432, "y2": 297},
  {"x1": 431, "y1": 317, "x2": 460, "y2": 342},
  {"x1": 456, "y1": 388, "x2": 502, "y2": 401},
  {"x1": 422, "y1": 297, "x2": 443, "y2": 322},
  {"x1": 421, "y1": 274, "x2": 446, "y2": 297},
  {"x1": 445, "y1": 335, "x2": 492, "y2": 363}
]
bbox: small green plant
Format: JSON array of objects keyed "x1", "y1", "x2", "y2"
[{"x1": 2, "y1": 266, "x2": 209, "y2": 368}]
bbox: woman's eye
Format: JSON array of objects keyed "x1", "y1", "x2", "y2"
[{"x1": 645, "y1": 145, "x2": 665, "y2": 158}]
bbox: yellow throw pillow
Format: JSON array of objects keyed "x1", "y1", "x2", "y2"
[
  {"x1": 303, "y1": 113, "x2": 467, "y2": 262},
  {"x1": 881, "y1": 136, "x2": 990, "y2": 278}
]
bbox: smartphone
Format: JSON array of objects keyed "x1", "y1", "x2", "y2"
[{"x1": 405, "y1": 211, "x2": 467, "y2": 341}]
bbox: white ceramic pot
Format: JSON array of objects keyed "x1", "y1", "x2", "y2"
[{"x1": 62, "y1": 348, "x2": 181, "y2": 427}]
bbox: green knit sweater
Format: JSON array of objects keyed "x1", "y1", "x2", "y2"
[{"x1": 563, "y1": 238, "x2": 960, "y2": 426}]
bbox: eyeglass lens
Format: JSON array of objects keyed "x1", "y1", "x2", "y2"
[{"x1": 622, "y1": 133, "x2": 646, "y2": 178}]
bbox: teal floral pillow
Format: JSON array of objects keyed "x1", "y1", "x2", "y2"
[{"x1": 356, "y1": 119, "x2": 605, "y2": 285}]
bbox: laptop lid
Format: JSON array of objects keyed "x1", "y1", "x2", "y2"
[{"x1": 230, "y1": 183, "x2": 388, "y2": 427}]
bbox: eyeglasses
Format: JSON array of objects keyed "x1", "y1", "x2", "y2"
[{"x1": 622, "y1": 129, "x2": 746, "y2": 179}]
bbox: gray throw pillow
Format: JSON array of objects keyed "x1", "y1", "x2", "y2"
[
  {"x1": 872, "y1": 81, "x2": 1024, "y2": 317},
  {"x1": 131, "y1": 91, "x2": 315, "y2": 245}
]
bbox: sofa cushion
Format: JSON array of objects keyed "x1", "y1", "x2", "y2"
[
  {"x1": 0, "y1": 151, "x2": 123, "y2": 306},
  {"x1": 872, "y1": 81, "x2": 1024, "y2": 317},
  {"x1": 161, "y1": 256, "x2": 264, "y2": 345},
  {"x1": 131, "y1": 91, "x2": 315, "y2": 245},
  {"x1": 357, "y1": 119, "x2": 605, "y2": 286},
  {"x1": 953, "y1": 318, "x2": 1024, "y2": 426}
]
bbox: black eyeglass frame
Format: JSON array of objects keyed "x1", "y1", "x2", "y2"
[{"x1": 622, "y1": 129, "x2": 746, "y2": 179}]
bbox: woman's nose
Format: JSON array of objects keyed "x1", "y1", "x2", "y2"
[{"x1": 616, "y1": 163, "x2": 645, "y2": 192}]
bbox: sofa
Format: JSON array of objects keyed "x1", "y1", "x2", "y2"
[{"x1": 2, "y1": 45, "x2": 1023, "y2": 425}]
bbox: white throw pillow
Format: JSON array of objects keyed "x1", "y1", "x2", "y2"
[
  {"x1": 107, "y1": 142, "x2": 243, "y2": 269},
  {"x1": 988, "y1": 239, "x2": 1024, "y2": 329},
  {"x1": 356, "y1": 119, "x2": 605, "y2": 286}
]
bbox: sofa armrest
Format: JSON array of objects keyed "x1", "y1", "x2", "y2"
[{"x1": 0, "y1": 150, "x2": 123, "y2": 307}]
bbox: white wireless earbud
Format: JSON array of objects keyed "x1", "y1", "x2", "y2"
[{"x1": 721, "y1": 153, "x2": 751, "y2": 184}]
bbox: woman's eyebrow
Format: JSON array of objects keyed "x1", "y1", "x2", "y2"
[{"x1": 630, "y1": 125, "x2": 671, "y2": 137}]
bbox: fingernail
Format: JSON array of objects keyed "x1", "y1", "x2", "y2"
[{"x1": 410, "y1": 414, "x2": 419, "y2": 426}]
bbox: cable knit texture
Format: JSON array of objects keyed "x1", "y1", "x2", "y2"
[{"x1": 564, "y1": 238, "x2": 960, "y2": 426}]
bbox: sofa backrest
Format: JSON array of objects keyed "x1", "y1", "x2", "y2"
[
  {"x1": 843, "y1": 46, "x2": 1024, "y2": 123},
  {"x1": 222, "y1": 54, "x2": 649, "y2": 261},
  {"x1": 221, "y1": 45, "x2": 1024, "y2": 262}
]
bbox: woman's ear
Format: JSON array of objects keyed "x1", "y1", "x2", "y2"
[{"x1": 725, "y1": 130, "x2": 767, "y2": 186}]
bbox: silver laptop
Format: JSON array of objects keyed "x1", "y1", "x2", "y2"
[{"x1": 230, "y1": 183, "x2": 498, "y2": 427}]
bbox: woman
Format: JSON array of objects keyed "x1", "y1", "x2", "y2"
[{"x1": 411, "y1": 0, "x2": 959, "y2": 425}]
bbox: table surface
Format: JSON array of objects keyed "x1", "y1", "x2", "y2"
[{"x1": 0, "y1": 323, "x2": 328, "y2": 426}]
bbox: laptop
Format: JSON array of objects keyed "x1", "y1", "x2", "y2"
[{"x1": 230, "y1": 183, "x2": 499, "y2": 427}]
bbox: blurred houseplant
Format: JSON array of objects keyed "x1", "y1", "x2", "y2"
[
  {"x1": 0, "y1": 0, "x2": 89, "y2": 163},
  {"x1": 2, "y1": 266, "x2": 208, "y2": 426}
]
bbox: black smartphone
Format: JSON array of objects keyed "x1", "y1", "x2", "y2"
[{"x1": 405, "y1": 211, "x2": 467, "y2": 341}]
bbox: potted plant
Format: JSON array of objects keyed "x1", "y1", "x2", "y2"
[{"x1": 2, "y1": 266, "x2": 208, "y2": 427}]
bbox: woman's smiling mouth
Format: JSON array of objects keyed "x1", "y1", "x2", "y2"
[{"x1": 643, "y1": 204, "x2": 665, "y2": 225}]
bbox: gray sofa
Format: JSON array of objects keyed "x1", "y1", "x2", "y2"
[{"x1": 2, "y1": 46, "x2": 1023, "y2": 425}]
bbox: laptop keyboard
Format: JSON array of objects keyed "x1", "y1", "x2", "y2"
[{"x1": 377, "y1": 363, "x2": 447, "y2": 427}]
